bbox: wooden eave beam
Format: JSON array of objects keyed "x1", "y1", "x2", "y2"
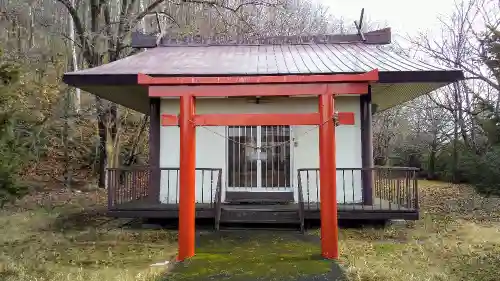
[
  {"x1": 149, "y1": 83, "x2": 369, "y2": 98},
  {"x1": 138, "y1": 69, "x2": 379, "y2": 85}
]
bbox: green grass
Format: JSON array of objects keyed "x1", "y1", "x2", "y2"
[
  {"x1": 3, "y1": 181, "x2": 500, "y2": 281},
  {"x1": 167, "y1": 232, "x2": 333, "y2": 281}
]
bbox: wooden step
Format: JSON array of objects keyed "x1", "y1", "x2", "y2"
[
  {"x1": 218, "y1": 224, "x2": 303, "y2": 232},
  {"x1": 227, "y1": 199, "x2": 293, "y2": 204},
  {"x1": 221, "y1": 204, "x2": 298, "y2": 212},
  {"x1": 220, "y1": 204, "x2": 301, "y2": 224},
  {"x1": 225, "y1": 191, "x2": 294, "y2": 204},
  {"x1": 220, "y1": 212, "x2": 300, "y2": 224}
]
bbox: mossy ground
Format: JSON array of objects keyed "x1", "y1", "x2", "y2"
[{"x1": 166, "y1": 231, "x2": 337, "y2": 281}]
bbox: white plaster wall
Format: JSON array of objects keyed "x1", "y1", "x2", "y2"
[
  {"x1": 159, "y1": 96, "x2": 363, "y2": 204},
  {"x1": 292, "y1": 97, "x2": 363, "y2": 204}
]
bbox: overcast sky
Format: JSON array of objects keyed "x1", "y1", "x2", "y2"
[{"x1": 320, "y1": 0, "x2": 456, "y2": 40}]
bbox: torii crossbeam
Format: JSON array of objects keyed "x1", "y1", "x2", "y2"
[{"x1": 138, "y1": 70, "x2": 379, "y2": 261}]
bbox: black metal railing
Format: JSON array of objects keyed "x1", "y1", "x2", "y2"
[
  {"x1": 373, "y1": 167, "x2": 419, "y2": 210},
  {"x1": 297, "y1": 167, "x2": 419, "y2": 212},
  {"x1": 107, "y1": 166, "x2": 150, "y2": 209},
  {"x1": 107, "y1": 167, "x2": 223, "y2": 209},
  {"x1": 158, "y1": 168, "x2": 222, "y2": 206}
]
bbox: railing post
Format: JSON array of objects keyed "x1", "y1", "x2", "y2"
[
  {"x1": 413, "y1": 170, "x2": 419, "y2": 210},
  {"x1": 178, "y1": 95, "x2": 196, "y2": 261},
  {"x1": 405, "y1": 171, "x2": 411, "y2": 208},
  {"x1": 297, "y1": 171, "x2": 305, "y2": 233},
  {"x1": 107, "y1": 169, "x2": 113, "y2": 209},
  {"x1": 214, "y1": 169, "x2": 223, "y2": 231},
  {"x1": 360, "y1": 92, "x2": 374, "y2": 205}
]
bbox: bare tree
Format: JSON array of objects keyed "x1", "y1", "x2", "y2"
[
  {"x1": 403, "y1": 0, "x2": 500, "y2": 180},
  {"x1": 67, "y1": 0, "x2": 80, "y2": 112}
]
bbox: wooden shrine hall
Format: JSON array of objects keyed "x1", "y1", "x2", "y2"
[{"x1": 63, "y1": 28, "x2": 464, "y2": 261}]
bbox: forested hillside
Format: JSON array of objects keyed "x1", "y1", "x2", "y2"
[{"x1": 1, "y1": 0, "x2": 500, "y2": 206}]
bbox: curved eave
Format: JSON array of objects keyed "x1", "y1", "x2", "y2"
[
  {"x1": 63, "y1": 69, "x2": 464, "y2": 87},
  {"x1": 62, "y1": 69, "x2": 463, "y2": 114}
]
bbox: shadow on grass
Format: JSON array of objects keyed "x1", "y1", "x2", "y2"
[
  {"x1": 307, "y1": 219, "x2": 414, "y2": 244},
  {"x1": 163, "y1": 230, "x2": 347, "y2": 281},
  {"x1": 47, "y1": 207, "x2": 113, "y2": 233},
  {"x1": 1, "y1": 215, "x2": 179, "y2": 281}
]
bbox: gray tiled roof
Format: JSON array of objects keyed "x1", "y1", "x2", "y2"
[
  {"x1": 64, "y1": 41, "x2": 464, "y2": 114},
  {"x1": 70, "y1": 43, "x2": 457, "y2": 77}
]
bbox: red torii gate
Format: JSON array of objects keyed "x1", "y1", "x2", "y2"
[{"x1": 138, "y1": 70, "x2": 379, "y2": 261}]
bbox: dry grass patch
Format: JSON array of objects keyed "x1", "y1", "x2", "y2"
[
  {"x1": 0, "y1": 188, "x2": 177, "y2": 281},
  {"x1": 339, "y1": 180, "x2": 500, "y2": 281}
]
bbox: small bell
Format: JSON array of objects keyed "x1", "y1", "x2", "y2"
[{"x1": 332, "y1": 111, "x2": 340, "y2": 127}]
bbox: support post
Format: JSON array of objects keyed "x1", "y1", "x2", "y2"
[
  {"x1": 178, "y1": 95, "x2": 196, "y2": 261},
  {"x1": 149, "y1": 98, "x2": 161, "y2": 203},
  {"x1": 360, "y1": 91, "x2": 374, "y2": 205},
  {"x1": 318, "y1": 94, "x2": 339, "y2": 259}
]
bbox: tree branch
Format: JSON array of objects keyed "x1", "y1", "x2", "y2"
[
  {"x1": 135, "y1": 0, "x2": 168, "y2": 22},
  {"x1": 414, "y1": 39, "x2": 500, "y2": 91},
  {"x1": 180, "y1": 0, "x2": 281, "y2": 13},
  {"x1": 155, "y1": 11, "x2": 181, "y2": 27},
  {"x1": 55, "y1": 0, "x2": 93, "y2": 63},
  {"x1": 102, "y1": 2, "x2": 115, "y2": 62}
]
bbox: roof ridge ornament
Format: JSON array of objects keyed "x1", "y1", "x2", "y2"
[
  {"x1": 354, "y1": 8, "x2": 366, "y2": 42},
  {"x1": 154, "y1": 12, "x2": 164, "y2": 47}
]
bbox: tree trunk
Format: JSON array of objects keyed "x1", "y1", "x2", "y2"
[
  {"x1": 69, "y1": 0, "x2": 81, "y2": 112},
  {"x1": 63, "y1": 93, "x2": 74, "y2": 189},
  {"x1": 96, "y1": 97, "x2": 107, "y2": 188},
  {"x1": 63, "y1": 50, "x2": 76, "y2": 189},
  {"x1": 96, "y1": 98, "x2": 118, "y2": 188},
  {"x1": 124, "y1": 115, "x2": 149, "y2": 167},
  {"x1": 16, "y1": 23, "x2": 22, "y2": 53},
  {"x1": 29, "y1": 6, "x2": 35, "y2": 48},
  {"x1": 427, "y1": 146, "x2": 436, "y2": 180},
  {"x1": 452, "y1": 82, "x2": 460, "y2": 183}
]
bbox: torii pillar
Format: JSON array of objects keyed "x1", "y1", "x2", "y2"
[
  {"x1": 319, "y1": 93, "x2": 338, "y2": 258},
  {"x1": 178, "y1": 95, "x2": 196, "y2": 260}
]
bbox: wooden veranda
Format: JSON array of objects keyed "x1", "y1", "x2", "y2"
[{"x1": 107, "y1": 166, "x2": 420, "y2": 222}]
